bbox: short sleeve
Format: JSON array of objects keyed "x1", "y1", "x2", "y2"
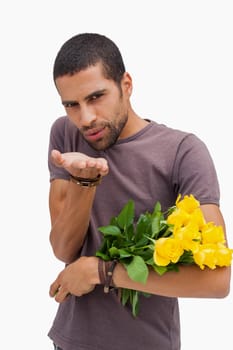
[
  {"x1": 172, "y1": 134, "x2": 220, "y2": 205},
  {"x1": 48, "y1": 117, "x2": 70, "y2": 182}
]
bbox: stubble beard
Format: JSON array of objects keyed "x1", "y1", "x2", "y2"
[{"x1": 82, "y1": 114, "x2": 128, "y2": 151}]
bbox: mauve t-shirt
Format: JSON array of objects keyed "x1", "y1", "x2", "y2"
[{"x1": 48, "y1": 117, "x2": 220, "y2": 350}]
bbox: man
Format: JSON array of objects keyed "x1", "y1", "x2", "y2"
[{"x1": 48, "y1": 33, "x2": 231, "y2": 350}]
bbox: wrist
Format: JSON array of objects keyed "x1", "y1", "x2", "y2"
[
  {"x1": 98, "y1": 259, "x2": 118, "y2": 293},
  {"x1": 70, "y1": 174, "x2": 102, "y2": 187},
  {"x1": 86, "y1": 257, "x2": 101, "y2": 285}
]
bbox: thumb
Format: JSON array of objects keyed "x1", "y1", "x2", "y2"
[{"x1": 51, "y1": 149, "x2": 64, "y2": 167}]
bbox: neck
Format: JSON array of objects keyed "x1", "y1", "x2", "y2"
[{"x1": 119, "y1": 110, "x2": 149, "y2": 140}]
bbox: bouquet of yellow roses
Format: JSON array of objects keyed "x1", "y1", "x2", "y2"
[{"x1": 96, "y1": 194, "x2": 232, "y2": 316}]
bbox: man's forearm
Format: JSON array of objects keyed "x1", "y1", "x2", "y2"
[
  {"x1": 50, "y1": 181, "x2": 96, "y2": 263},
  {"x1": 113, "y1": 262, "x2": 231, "y2": 299}
]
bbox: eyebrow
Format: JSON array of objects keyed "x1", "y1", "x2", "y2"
[{"x1": 62, "y1": 89, "x2": 107, "y2": 106}]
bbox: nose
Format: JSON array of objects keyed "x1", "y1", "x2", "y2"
[{"x1": 79, "y1": 105, "x2": 97, "y2": 128}]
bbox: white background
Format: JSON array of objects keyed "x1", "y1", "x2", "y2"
[{"x1": 1, "y1": 1, "x2": 232, "y2": 349}]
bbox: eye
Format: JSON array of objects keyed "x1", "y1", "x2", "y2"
[
  {"x1": 90, "y1": 93, "x2": 103, "y2": 101},
  {"x1": 62, "y1": 102, "x2": 79, "y2": 108}
]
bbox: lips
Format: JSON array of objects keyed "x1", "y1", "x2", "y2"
[{"x1": 83, "y1": 127, "x2": 105, "y2": 141}]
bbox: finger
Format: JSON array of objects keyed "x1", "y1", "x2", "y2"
[
  {"x1": 54, "y1": 286, "x2": 70, "y2": 303},
  {"x1": 88, "y1": 157, "x2": 108, "y2": 170},
  {"x1": 86, "y1": 158, "x2": 97, "y2": 168},
  {"x1": 51, "y1": 149, "x2": 64, "y2": 167},
  {"x1": 69, "y1": 158, "x2": 87, "y2": 170},
  {"x1": 49, "y1": 279, "x2": 61, "y2": 297},
  {"x1": 95, "y1": 160, "x2": 109, "y2": 175}
]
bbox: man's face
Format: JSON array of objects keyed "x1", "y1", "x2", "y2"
[{"x1": 55, "y1": 63, "x2": 132, "y2": 150}]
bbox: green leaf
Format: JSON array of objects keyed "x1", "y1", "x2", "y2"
[
  {"x1": 153, "y1": 201, "x2": 161, "y2": 214},
  {"x1": 158, "y1": 224, "x2": 173, "y2": 238},
  {"x1": 153, "y1": 264, "x2": 168, "y2": 276},
  {"x1": 135, "y1": 214, "x2": 151, "y2": 240},
  {"x1": 145, "y1": 256, "x2": 155, "y2": 266},
  {"x1": 131, "y1": 290, "x2": 139, "y2": 317},
  {"x1": 118, "y1": 249, "x2": 132, "y2": 258},
  {"x1": 125, "y1": 223, "x2": 134, "y2": 240},
  {"x1": 126, "y1": 255, "x2": 148, "y2": 284},
  {"x1": 121, "y1": 289, "x2": 140, "y2": 317},
  {"x1": 110, "y1": 216, "x2": 119, "y2": 226},
  {"x1": 109, "y1": 246, "x2": 119, "y2": 258},
  {"x1": 95, "y1": 251, "x2": 111, "y2": 260},
  {"x1": 117, "y1": 200, "x2": 135, "y2": 229},
  {"x1": 96, "y1": 238, "x2": 112, "y2": 257},
  {"x1": 151, "y1": 215, "x2": 161, "y2": 236},
  {"x1": 166, "y1": 205, "x2": 176, "y2": 216},
  {"x1": 98, "y1": 225, "x2": 123, "y2": 237},
  {"x1": 179, "y1": 251, "x2": 194, "y2": 264},
  {"x1": 141, "y1": 291, "x2": 151, "y2": 298},
  {"x1": 137, "y1": 249, "x2": 153, "y2": 261},
  {"x1": 121, "y1": 288, "x2": 130, "y2": 306},
  {"x1": 166, "y1": 264, "x2": 179, "y2": 272},
  {"x1": 134, "y1": 235, "x2": 150, "y2": 248}
]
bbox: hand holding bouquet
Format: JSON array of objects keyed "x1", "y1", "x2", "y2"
[{"x1": 96, "y1": 195, "x2": 232, "y2": 316}]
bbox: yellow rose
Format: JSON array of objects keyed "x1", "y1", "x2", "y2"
[
  {"x1": 167, "y1": 197, "x2": 205, "y2": 231},
  {"x1": 193, "y1": 244, "x2": 217, "y2": 270},
  {"x1": 215, "y1": 244, "x2": 233, "y2": 267},
  {"x1": 201, "y1": 223, "x2": 226, "y2": 245},
  {"x1": 176, "y1": 194, "x2": 200, "y2": 214},
  {"x1": 174, "y1": 221, "x2": 201, "y2": 241},
  {"x1": 153, "y1": 237, "x2": 184, "y2": 266},
  {"x1": 167, "y1": 208, "x2": 190, "y2": 228},
  {"x1": 189, "y1": 208, "x2": 206, "y2": 230}
]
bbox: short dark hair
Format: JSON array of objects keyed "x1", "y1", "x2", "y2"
[{"x1": 53, "y1": 33, "x2": 126, "y2": 85}]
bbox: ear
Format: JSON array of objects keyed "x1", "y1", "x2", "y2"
[{"x1": 121, "y1": 72, "x2": 133, "y2": 96}]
